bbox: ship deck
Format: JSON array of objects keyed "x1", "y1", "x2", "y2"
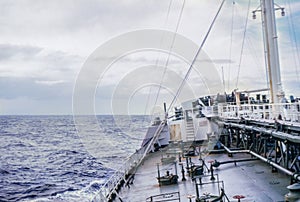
[{"x1": 118, "y1": 144, "x2": 290, "y2": 202}]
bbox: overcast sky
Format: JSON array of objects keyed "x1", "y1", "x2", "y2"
[{"x1": 0, "y1": 0, "x2": 300, "y2": 115}]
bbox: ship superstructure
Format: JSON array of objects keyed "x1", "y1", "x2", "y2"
[{"x1": 93, "y1": 1, "x2": 300, "y2": 201}]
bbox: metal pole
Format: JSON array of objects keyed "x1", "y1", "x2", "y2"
[
  {"x1": 195, "y1": 179, "x2": 200, "y2": 200},
  {"x1": 174, "y1": 161, "x2": 178, "y2": 176},
  {"x1": 181, "y1": 163, "x2": 186, "y2": 181},
  {"x1": 261, "y1": 0, "x2": 284, "y2": 104},
  {"x1": 157, "y1": 164, "x2": 160, "y2": 179},
  {"x1": 186, "y1": 157, "x2": 190, "y2": 176}
]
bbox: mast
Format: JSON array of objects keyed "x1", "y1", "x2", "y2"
[{"x1": 261, "y1": 0, "x2": 284, "y2": 104}]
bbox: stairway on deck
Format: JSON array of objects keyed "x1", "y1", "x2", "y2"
[{"x1": 185, "y1": 119, "x2": 195, "y2": 142}]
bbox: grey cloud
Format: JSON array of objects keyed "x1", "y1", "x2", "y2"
[
  {"x1": 212, "y1": 59, "x2": 234, "y2": 64},
  {"x1": 0, "y1": 77, "x2": 73, "y2": 100},
  {"x1": 0, "y1": 44, "x2": 42, "y2": 60},
  {"x1": 201, "y1": 59, "x2": 234, "y2": 64},
  {"x1": 0, "y1": 43, "x2": 82, "y2": 80},
  {"x1": 42, "y1": 50, "x2": 82, "y2": 71},
  {"x1": 0, "y1": 0, "x2": 169, "y2": 36}
]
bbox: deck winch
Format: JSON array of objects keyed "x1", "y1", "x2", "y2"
[
  {"x1": 285, "y1": 183, "x2": 300, "y2": 201},
  {"x1": 156, "y1": 162, "x2": 179, "y2": 186}
]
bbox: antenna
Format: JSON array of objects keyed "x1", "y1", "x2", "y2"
[{"x1": 221, "y1": 66, "x2": 225, "y2": 93}]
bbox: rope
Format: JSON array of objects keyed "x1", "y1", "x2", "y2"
[
  {"x1": 227, "y1": 1, "x2": 235, "y2": 92},
  {"x1": 151, "y1": 0, "x2": 186, "y2": 121},
  {"x1": 142, "y1": 0, "x2": 173, "y2": 122},
  {"x1": 235, "y1": 0, "x2": 251, "y2": 88},
  {"x1": 286, "y1": 0, "x2": 300, "y2": 82},
  {"x1": 244, "y1": 37, "x2": 269, "y2": 91},
  {"x1": 167, "y1": 0, "x2": 226, "y2": 113}
]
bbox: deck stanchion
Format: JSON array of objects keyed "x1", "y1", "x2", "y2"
[
  {"x1": 194, "y1": 179, "x2": 200, "y2": 201},
  {"x1": 174, "y1": 161, "x2": 178, "y2": 176},
  {"x1": 157, "y1": 164, "x2": 160, "y2": 180},
  {"x1": 186, "y1": 157, "x2": 190, "y2": 176},
  {"x1": 179, "y1": 162, "x2": 186, "y2": 181},
  {"x1": 208, "y1": 160, "x2": 215, "y2": 180}
]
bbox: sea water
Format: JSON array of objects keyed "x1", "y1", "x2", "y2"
[{"x1": 0, "y1": 115, "x2": 150, "y2": 201}]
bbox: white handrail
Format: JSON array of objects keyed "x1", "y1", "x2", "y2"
[{"x1": 218, "y1": 102, "x2": 300, "y2": 124}]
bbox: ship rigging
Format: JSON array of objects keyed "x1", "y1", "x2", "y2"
[{"x1": 93, "y1": 0, "x2": 300, "y2": 201}]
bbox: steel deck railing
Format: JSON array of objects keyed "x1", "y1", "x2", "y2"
[
  {"x1": 218, "y1": 102, "x2": 300, "y2": 124},
  {"x1": 93, "y1": 120, "x2": 167, "y2": 201},
  {"x1": 93, "y1": 101, "x2": 300, "y2": 201}
]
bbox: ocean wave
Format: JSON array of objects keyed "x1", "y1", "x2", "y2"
[{"x1": 0, "y1": 115, "x2": 148, "y2": 201}]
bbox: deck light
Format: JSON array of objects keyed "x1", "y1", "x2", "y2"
[
  {"x1": 281, "y1": 8, "x2": 285, "y2": 16},
  {"x1": 252, "y1": 11, "x2": 256, "y2": 19}
]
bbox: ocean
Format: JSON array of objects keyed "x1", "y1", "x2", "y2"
[{"x1": 0, "y1": 115, "x2": 150, "y2": 201}]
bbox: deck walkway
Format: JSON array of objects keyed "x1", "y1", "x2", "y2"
[{"x1": 118, "y1": 145, "x2": 290, "y2": 202}]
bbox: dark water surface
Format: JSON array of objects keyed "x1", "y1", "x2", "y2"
[{"x1": 0, "y1": 115, "x2": 149, "y2": 201}]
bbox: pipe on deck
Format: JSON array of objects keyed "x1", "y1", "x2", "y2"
[
  {"x1": 220, "y1": 143, "x2": 300, "y2": 182},
  {"x1": 213, "y1": 158, "x2": 258, "y2": 167},
  {"x1": 224, "y1": 122, "x2": 300, "y2": 144}
]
